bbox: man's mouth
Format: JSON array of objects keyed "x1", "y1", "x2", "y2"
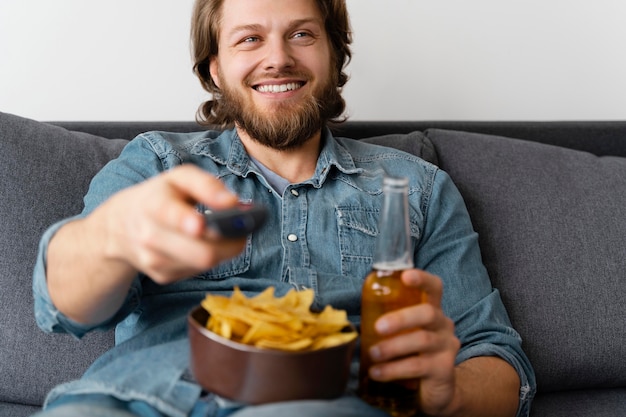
[{"x1": 254, "y1": 82, "x2": 304, "y2": 94}]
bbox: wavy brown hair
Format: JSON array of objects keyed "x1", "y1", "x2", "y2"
[{"x1": 190, "y1": 0, "x2": 352, "y2": 127}]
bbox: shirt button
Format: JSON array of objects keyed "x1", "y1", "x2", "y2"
[
  {"x1": 290, "y1": 189, "x2": 299, "y2": 197},
  {"x1": 287, "y1": 234, "x2": 298, "y2": 242}
]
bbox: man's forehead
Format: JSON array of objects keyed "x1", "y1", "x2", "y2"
[{"x1": 219, "y1": 0, "x2": 323, "y2": 31}]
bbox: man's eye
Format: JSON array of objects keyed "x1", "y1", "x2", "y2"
[
  {"x1": 242, "y1": 36, "x2": 259, "y2": 43},
  {"x1": 293, "y1": 32, "x2": 310, "y2": 39}
]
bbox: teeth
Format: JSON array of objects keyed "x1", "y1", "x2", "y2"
[{"x1": 256, "y1": 82, "x2": 301, "y2": 93}]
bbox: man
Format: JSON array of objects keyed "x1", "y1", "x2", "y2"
[{"x1": 32, "y1": 0, "x2": 535, "y2": 416}]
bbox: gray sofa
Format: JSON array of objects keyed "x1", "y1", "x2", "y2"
[{"x1": 1, "y1": 111, "x2": 625, "y2": 417}]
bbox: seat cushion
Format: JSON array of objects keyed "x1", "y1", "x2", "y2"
[
  {"x1": 0, "y1": 401, "x2": 41, "y2": 417},
  {"x1": 0, "y1": 112, "x2": 126, "y2": 406},
  {"x1": 530, "y1": 389, "x2": 626, "y2": 417},
  {"x1": 427, "y1": 128, "x2": 626, "y2": 393}
]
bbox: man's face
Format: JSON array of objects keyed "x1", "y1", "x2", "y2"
[{"x1": 210, "y1": 0, "x2": 339, "y2": 150}]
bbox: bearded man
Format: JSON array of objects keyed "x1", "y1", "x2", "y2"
[{"x1": 32, "y1": 0, "x2": 535, "y2": 416}]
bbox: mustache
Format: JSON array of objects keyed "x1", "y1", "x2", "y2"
[{"x1": 245, "y1": 70, "x2": 312, "y2": 85}]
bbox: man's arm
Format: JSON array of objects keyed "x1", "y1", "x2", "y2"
[
  {"x1": 46, "y1": 214, "x2": 137, "y2": 326},
  {"x1": 444, "y1": 356, "x2": 520, "y2": 417},
  {"x1": 46, "y1": 165, "x2": 242, "y2": 326}
]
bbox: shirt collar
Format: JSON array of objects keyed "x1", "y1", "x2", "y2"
[{"x1": 191, "y1": 127, "x2": 363, "y2": 186}]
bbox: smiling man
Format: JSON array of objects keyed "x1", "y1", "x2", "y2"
[
  {"x1": 31, "y1": 1, "x2": 535, "y2": 417},
  {"x1": 210, "y1": 0, "x2": 335, "y2": 151},
  {"x1": 198, "y1": 0, "x2": 346, "y2": 179}
]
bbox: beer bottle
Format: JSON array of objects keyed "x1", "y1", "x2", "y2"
[{"x1": 358, "y1": 176, "x2": 424, "y2": 417}]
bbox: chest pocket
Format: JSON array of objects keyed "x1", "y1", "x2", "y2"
[
  {"x1": 337, "y1": 206, "x2": 421, "y2": 280},
  {"x1": 337, "y1": 207, "x2": 379, "y2": 280},
  {"x1": 196, "y1": 236, "x2": 252, "y2": 280}
]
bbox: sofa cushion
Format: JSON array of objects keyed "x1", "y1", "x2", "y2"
[
  {"x1": 427, "y1": 129, "x2": 626, "y2": 393},
  {"x1": 360, "y1": 130, "x2": 439, "y2": 166},
  {"x1": 0, "y1": 112, "x2": 126, "y2": 406}
]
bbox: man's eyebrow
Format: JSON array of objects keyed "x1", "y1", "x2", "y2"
[
  {"x1": 226, "y1": 18, "x2": 323, "y2": 39},
  {"x1": 227, "y1": 23, "x2": 263, "y2": 38},
  {"x1": 285, "y1": 18, "x2": 324, "y2": 31}
]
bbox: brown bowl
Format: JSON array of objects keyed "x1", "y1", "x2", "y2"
[{"x1": 188, "y1": 306, "x2": 357, "y2": 404}]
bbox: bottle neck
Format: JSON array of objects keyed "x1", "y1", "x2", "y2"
[{"x1": 373, "y1": 177, "x2": 413, "y2": 271}]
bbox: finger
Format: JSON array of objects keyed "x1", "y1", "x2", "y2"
[
  {"x1": 371, "y1": 317, "x2": 458, "y2": 362},
  {"x1": 166, "y1": 164, "x2": 239, "y2": 207},
  {"x1": 400, "y1": 269, "x2": 443, "y2": 308},
  {"x1": 370, "y1": 348, "x2": 457, "y2": 383},
  {"x1": 373, "y1": 270, "x2": 444, "y2": 336},
  {"x1": 369, "y1": 354, "x2": 424, "y2": 382},
  {"x1": 154, "y1": 192, "x2": 206, "y2": 238},
  {"x1": 376, "y1": 301, "x2": 452, "y2": 336},
  {"x1": 134, "y1": 226, "x2": 246, "y2": 283},
  {"x1": 165, "y1": 163, "x2": 239, "y2": 204},
  {"x1": 159, "y1": 165, "x2": 240, "y2": 236},
  {"x1": 370, "y1": 328, "x2": 440, "y2": 362}
]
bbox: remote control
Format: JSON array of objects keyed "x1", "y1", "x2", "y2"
[{"x1": 203, "y1": 204, "x2": 268, "y2": 238}]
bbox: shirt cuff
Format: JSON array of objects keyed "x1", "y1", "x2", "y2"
[
  {"x1": 32, "y1": 216, "x2": 99, "y2": 338},
  {"x1": 456, "y1": 343, "x2": 537, "y2": 417}
]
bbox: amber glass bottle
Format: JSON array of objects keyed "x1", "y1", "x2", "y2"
[{"x1": 359, "y1": 176, "x2": 424, "y2": 417}]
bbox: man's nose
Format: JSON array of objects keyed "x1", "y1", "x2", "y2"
[{"x1": 263, "y1": 38, "x2": 295, "y2": 71}]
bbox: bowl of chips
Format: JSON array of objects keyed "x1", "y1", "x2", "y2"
[{"x1": 188, "y1": 286, "x2": 358, "y2": 404}]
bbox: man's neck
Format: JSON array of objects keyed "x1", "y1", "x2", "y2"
[{"x1": 236, "y1": 128, "x2": 323, "y2": 183}]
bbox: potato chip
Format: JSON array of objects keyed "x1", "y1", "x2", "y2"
[
  {"x1": 310, "y1": 332, "x2": 359, "y2": 350},
  {"x1": 255, "y1": 337, "x2": 314, "y2": 351},
  {"x1": 241, "y1": 320, "x2": 292, "y2": 344},
  {"x1": 201, "y1": 286, "x2": 357, "y2": 351}
]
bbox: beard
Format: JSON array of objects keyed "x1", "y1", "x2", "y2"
[{"x1": 217, "y1": 68, "x2": 342, "y2": 151}]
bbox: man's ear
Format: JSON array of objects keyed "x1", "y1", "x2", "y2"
[{"x1": 209, "y1": 58, "x2": 221, "y2": 89}]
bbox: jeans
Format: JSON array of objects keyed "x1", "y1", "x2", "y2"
[
  {"x1": 31, "y1": 394, "x2": 214, "y2": 417},
  {"x1": 31, "y1": 394, "x2": 391, "y2": 417}
]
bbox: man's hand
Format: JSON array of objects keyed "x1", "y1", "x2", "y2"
[
  {"x1": 47, "y1": 165, "x2": 245, "y2": 326},
  {"x1": 366, "y1": 269, "x2": 520, "y2": 417},
  {"x1": 366, "y1": 269, "x2": 459, "y2": 415},
  {"x1": 100, "y1": 164, "x2": 245, "y2": 284}
]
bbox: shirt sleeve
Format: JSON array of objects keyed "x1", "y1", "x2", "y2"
[
  {"x1": 32, "y1": 215, "x2": 143, "y2": 338},
  {"x1": 31, "y1": 136, "x2": 161, "y2": 338},
  {"x1": 414, "y1": 169, "x2": 537, "y2": 417}
]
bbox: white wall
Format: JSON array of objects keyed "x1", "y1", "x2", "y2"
[{"x1": 1, "y1": 0, "x2": 625, "y2": 122}]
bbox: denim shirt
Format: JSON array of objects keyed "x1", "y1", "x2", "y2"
[{"x1": 33, "y1": 128, "x2": 536, "y2": 417}]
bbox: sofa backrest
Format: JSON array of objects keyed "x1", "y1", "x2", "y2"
[
  {"x1": 0, "y1": 112, "x2": 125, "y2": 406},
  {"x1": 426, "y1": 128, "x2": 626, "y2": 393},
  {"x1": 54, "y1": 120, "x2": 626, "y2": 157}
]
